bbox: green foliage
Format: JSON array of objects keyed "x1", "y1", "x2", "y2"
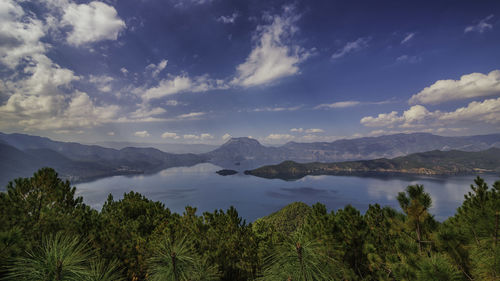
[
  {"x1": 415, "y1": 254, "x2": 462, "y2": 281},
  {"x1": 5, "y1": 233, "x2": 91, "y2": 281},
  {"x1": 256, "y1": 202, "x2": 311, "y2": 235},
  {"x1": 259, "y1": 231, "x2": 335, "y2": 281},
  {"x1": 1, "y1": 168, "x2": 500, "y2": 281},
  {"x1": 147, "y1": 236, "x2": 219, "y2": 281}
]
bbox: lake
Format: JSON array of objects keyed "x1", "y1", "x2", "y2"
[{"x1": 76, "y1": 163, "x2": 500, "y2": 222}]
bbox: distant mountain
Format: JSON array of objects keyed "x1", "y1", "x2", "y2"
[
  {"x1": 205, "y1": 133, "x2": 500, "y2": 169},
  {"x1": 2, "y1": 132, "x2": 500, "y2": 186},
  {"x1": 245, "y1": 148, "x2": 500, "y2": 180},
  {"x1": 93, "y1": 141, "x2": 217, "y2": 154},
  {"x1": 0, "y1": 133, "x2": 207, "y2": 187}
]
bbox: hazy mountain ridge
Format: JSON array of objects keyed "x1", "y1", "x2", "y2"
[
  {"x1": 245, "y1": 148, "x2": 500, "y2": 180},
  {"x1": 0, "y1": 133, "x2": 207, "y2": 186},
  {"x1": 206, "y1": 133, "x2": 500, "y2": 169},
  {"x1": 1, "y1": 132, "x2": 500, "y2": 186}
]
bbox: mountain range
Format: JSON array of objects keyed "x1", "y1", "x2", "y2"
[
  {"x1": 1, "y1": 132, "x2": 499, "y2": 186},
  {"x1": 203, "y1": 133, "x2": 500, "y2": 169}
]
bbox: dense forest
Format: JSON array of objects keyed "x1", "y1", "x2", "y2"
[{"x1": 0, "y1": 168, "x2": 499, "y2": 280}]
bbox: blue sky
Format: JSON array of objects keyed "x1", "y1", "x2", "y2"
[{"x1": 1, "y1": 0, "x2": 500, "y2": 145}]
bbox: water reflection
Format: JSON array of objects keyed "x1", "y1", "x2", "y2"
[{"x1": 76, "y1": 163, "x2": 499, "y2": 221}]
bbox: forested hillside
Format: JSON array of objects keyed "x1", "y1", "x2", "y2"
[
  {"x1": 0, "y1": 168, "x2": 499, "y2": 280},
  {"x1": 246, "y1": 148, "x2": 500, "y2": 180}
]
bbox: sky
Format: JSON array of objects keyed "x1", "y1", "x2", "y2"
[{"x1": 1, "y1": 0, "x2": 500, "y2": 145}]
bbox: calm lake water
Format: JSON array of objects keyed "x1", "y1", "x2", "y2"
[{"x1": 76, "y1": 163, "x2": 500, "y2": 222}]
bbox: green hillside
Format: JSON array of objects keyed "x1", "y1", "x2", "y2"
[{"x1": 246, "y1": 148, "x2": 500, "y2": 180}]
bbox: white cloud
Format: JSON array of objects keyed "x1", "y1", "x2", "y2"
[
  {"x1": 217, "y1": 12, "x2": 238, "y2": 24},
  {"x1": 120, "y1": 67, "x2": 128, "y2": 75},
  {"x1": 315, "y1": 101, "x2": 361, "y2": 109},
  {"x1": 146, "y1": 59, "x2": 168, "y2": 77},
  {"x1": 177, "y1": 112, "x2": 205, "y2": 119},
  {"x1": 89, "y1": 75, "x2": 114, "y2": 92},
  {"x1": 0, "y1": 0, "x2": 127, "y2": 131},
  {"x1": 200, "y1": 133, "x2": 214, "y2": 140},
  {"x1": 331, "y1": 37, "x2": 370, "y2": 60},
  {"x1": 222, "y1": 133, "x2": 232, "y2": 141},
  {"x1": 305, "y1": 128, "x2": 324, "y2": 133},
  {"x1": 439, "y1": 97, "x2": 500, "y2": 124},
  {"x1": 360, "y1": 111, "x2": 401, "y2": 127},
  {"x1": 290, "y1": 128, "x2": 324, "y2": 133},
  {"x1": 161, "y1": 132, "x2": 181, "y2": 139},
  {"x1": 409, "y1": 70, "x2": 500, "y2": 105},
  {"x1": 361, "y1": 98, "x2": 500, "y2": 131},
  {"x1": 165, "y1": 100, "x2": 181, "y2": 106},
  {"x1": 62, "y1": 1, "x2": 126, "y2": 46},
  {"x1": 232, "y1": 6, "x2": 310, "y2": 87},
  {"x1": 182, "y1": 133, "x2": 214, "y2": 140},
  {"x1": 401, "y1": 33, "x2": 415, "y2": 44},
  {"x1": 129, "y1": 105, "x2": 166, "y2": 119},
  {"x1": 265, "y1": 133, "x2": 294, "y2": 141},
  {"x1": 0, "y1": 0, "x2": 47, "y2": 68},
  {"x1": 134, "y1": 130, "x2": 150, "y2": 138},
  {"x1": 107, "y1": 131, "x2": 115, "y2": 136},
  {"x1": 252, "y1": 105, "x2": 302, "y2": 112},
  {"x1": 141, "y1": 75, "x2": 227, "y2": 100},
  {"x1": 465, "y1": 15, "x2": 494, "y2": 34}
]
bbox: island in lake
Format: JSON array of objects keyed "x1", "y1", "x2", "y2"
[
  {"x1": 245, "y1": 148, "x2": 500, "y2": 180},
  {"x1": 216, "y1": 169, "x2": 238, "y2": 176}
]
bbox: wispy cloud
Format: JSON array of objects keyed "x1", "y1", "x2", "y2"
[
  {"x1": 146, "y1": 59, "x2": 168, "y2": 77},
  {"x1": 396, "y1": 55, "x2": 421, "y2": 64},
  {"x1": 331, "y1": 37, "x2": 370, "y2": 60},
  {"x1": 232, "y1": 5, "x2": 311, "y2": 87},
  {"x1": 401, "y1": 33, "x2": 415, "y2": 44},
  {"x1": 217, "y1": 12, "x2": 238, "y2": 24},
  {"x1": 315, "y1": 100, "x2": 392, "y2": 110},
  {"x1": 465, "y1": 15, "x2": 494, "y2": 33}
]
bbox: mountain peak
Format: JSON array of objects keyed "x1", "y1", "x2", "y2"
[{"x1": 222, "y1": 137, "x2": 262, "y2": 147}]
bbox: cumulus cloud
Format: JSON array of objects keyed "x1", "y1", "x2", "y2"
[
  {"x1": 89, "y1": 75, "x2": 114, "y2": 92},
  {"x1": 107, "y1": 131, "x2": 115, "y2": 136},
  {"x1": 232, "y1": 6, "x2": 311, "y2": 87},
  {"x1": 62, "y1": 1, "x2": 126, "y2": 46},
  {"x1": 361, "y1": 98, "x2": 500, "y2": 131},
  {"x1": 217, "y1": 12, "x2": 238, "y2": 24},
  {"x1": 401, "y1": 33, "x2": 415, "y2": 44},
  {"x1": 290, "y1": 128, "x2": 304, "y2": 133},
  {"x1": 134, "y1": 130, "x2": 150, "y2": 137},
  {"x1": 409, "y1": 70, "x2": 500, "y2": 105},
  {"x1": 120, "y1": 67, "x2": 128, "y2": 75},
  {"x1": 0, "y1": 0, "x2": 47, "y2": 68},
  {"x1": 161, "y1": 132, "x2": 181, "y2": 139},
  {"x1": 222, "y1": 133, "x2": 232, "y2": 141},
  {"x1": 331, "y1": 37, "x2": 370, "y2": 60},
  {"x1": 360, "y1": 111, "x2": 401, "y2": 127},
  {"x1": 465, "y1": 15, "x2": 494, "y2": 34},
  {"x1": 146, "y1": 59, "x2": 168, "y2": 77}
]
